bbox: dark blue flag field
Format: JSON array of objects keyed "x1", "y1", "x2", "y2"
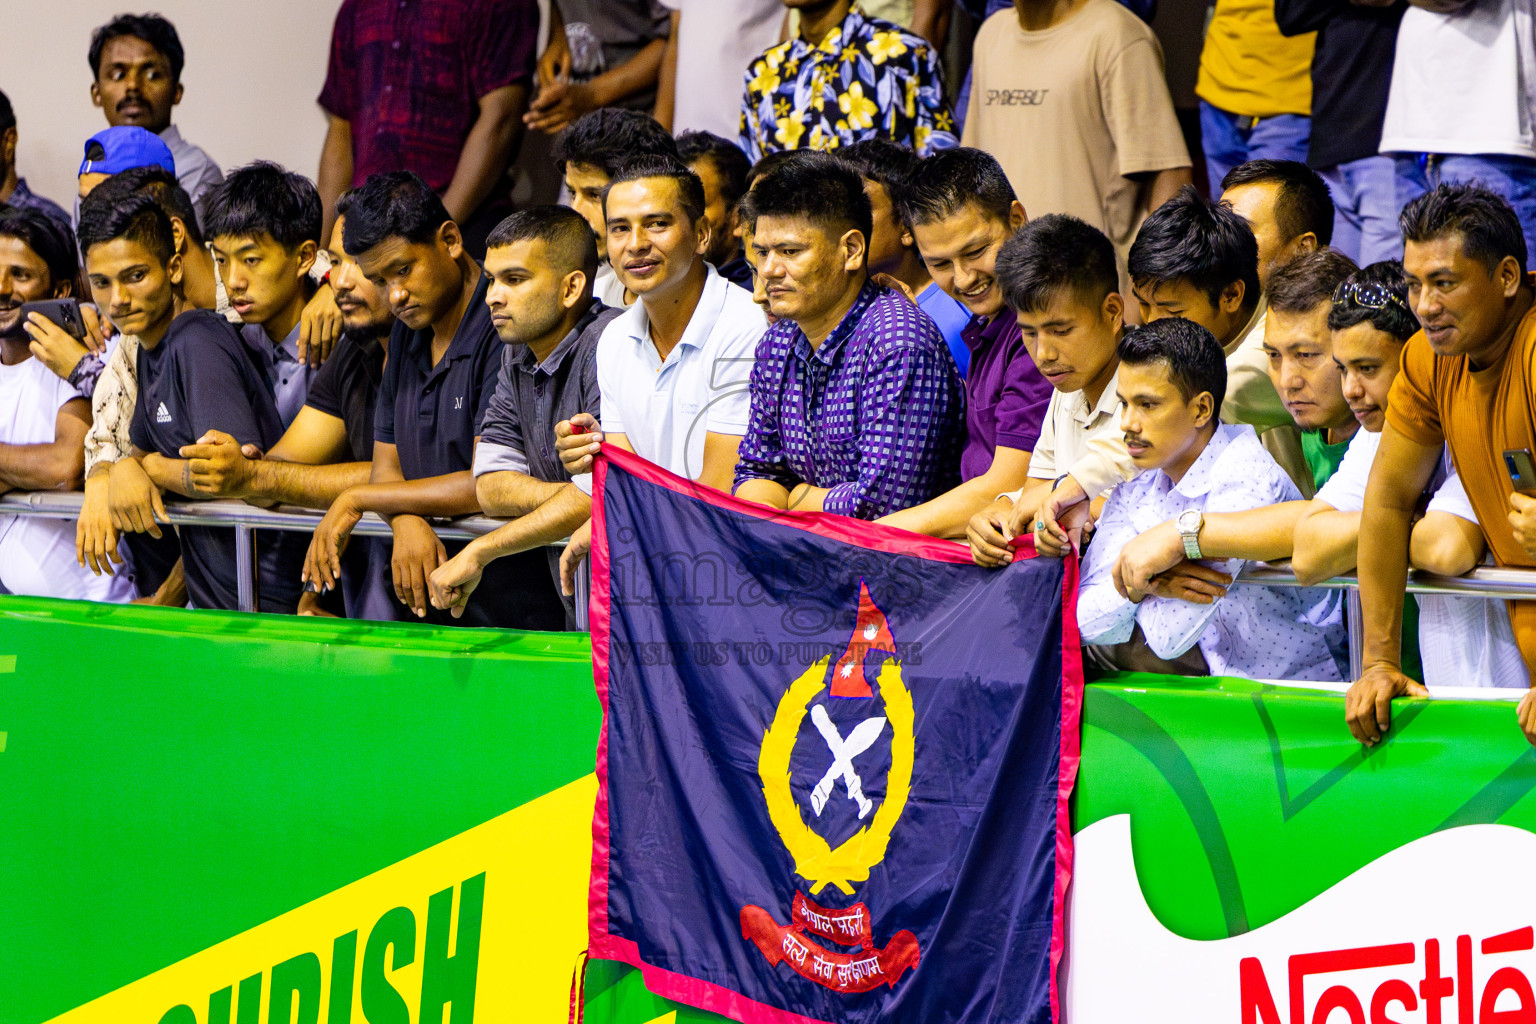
[{"x1": 586, "y1": 446, "x2": 1083, "y2": 1024}]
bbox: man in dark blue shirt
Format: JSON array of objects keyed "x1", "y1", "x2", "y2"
[
  {"x1": 84, "y1": 193, "x2": 307, "y2": 612},
  {"x1": 304, "y1": 171, "x2": 563, "y2": 629},
  {"x1": 427, "y1": 205, "x2": 620, "y2": 625}
]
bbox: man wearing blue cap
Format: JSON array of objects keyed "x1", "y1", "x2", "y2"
[
  {"x1": 77, "y1": 125, "x2": 176, "y2": 201},
  {"x1": 87, "y1": 13, "x2": 222, "y2": 215}
]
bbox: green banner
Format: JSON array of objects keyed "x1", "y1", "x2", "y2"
[
  {"x1": 1, "y1": 596, "x2": 598, "y2": 1024},
  {"x1": 13, "y1": 595, "x2": 1535, "y2": 1024}
]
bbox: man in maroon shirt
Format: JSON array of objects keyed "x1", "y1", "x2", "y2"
[
  {"x1": 316, "y1": 0, "x2": 539, "y2": 254},
  {"x1": 880, "y1": 147, "x2": 1052, "y2": 539}
]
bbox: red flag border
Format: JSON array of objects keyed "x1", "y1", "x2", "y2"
[{"x1": 585, "y1": 444, "x2": 1085, "y2": 1024}]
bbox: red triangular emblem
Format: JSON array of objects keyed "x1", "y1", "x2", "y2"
[{"x1": 829, "y1": 580, "x2": 897, "y2": 699}]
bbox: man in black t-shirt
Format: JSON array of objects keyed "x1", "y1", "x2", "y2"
[
  {"x1": 87, "y1": 194, "x2": 307, "y2": 612},
  {"x1": 177, "y1": 199, "x2": 395, "y2": 617},
  {"x1": 304, "y1": 171, "x2": 564, "y2": 629}
]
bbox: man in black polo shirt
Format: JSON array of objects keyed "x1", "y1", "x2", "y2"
[
  {"x1": 304, "y1": 171, "x2": 564, "y2": 629},
  {"x1": 177, "y1": 195, "x2": 394, "y2": 617},
  {"x1": 426, "y1": 205, "x2": 619, "y2": 624},
  {"x1": 87, "y1": 193, "x2": 307, "y2": 612}
]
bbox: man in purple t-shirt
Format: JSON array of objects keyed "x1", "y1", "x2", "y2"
[{"x1": 880, "y1": 148, "x2": 1052, "y2": 538}]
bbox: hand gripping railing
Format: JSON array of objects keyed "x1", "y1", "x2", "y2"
[
  {"x1": 0, "y1": 490, "x2": 512, "y2": 613},
  {"x1": 3, "y1": 491, "x2": 1534, "y2": 662}
]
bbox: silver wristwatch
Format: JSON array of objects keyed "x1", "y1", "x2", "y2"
[{"x1": 1176, "y1": 509, "x2": 1204, "y2": 559}]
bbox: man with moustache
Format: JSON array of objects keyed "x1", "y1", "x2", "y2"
[
  {"x1": 86, "y1": 13, "x2": 223, "y2": 213},
  {"x1": 1078, "y1": 316, "x2": 1346, "y2": 681},
  {"x1": 174, "y1": 195, "x2": 396, "y2": 618},
  {"x1": 1107, "y1": 248, "x2": 1360, "y2": 602},
  {"x1": 304, "y1": 171, "x2": 564, "y2": 629},
  {"x1": 428, "y1": 206, "x2": 620, "y2": 624}
]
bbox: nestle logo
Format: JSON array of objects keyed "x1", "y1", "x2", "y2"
[{"x1": 1241, "y1": 926, "x2": 1535, "y2": 1023}]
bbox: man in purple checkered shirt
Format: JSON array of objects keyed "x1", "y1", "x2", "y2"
[{"x1": 733, "y1": 154, "x2": 964, "y2": 521}]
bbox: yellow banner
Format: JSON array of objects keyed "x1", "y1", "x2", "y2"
[{"x1": 50, "y1": 777, "x2": 597, "y2": 1024}]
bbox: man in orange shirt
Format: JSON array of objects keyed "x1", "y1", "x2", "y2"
[{"x1": 1348, "y1": 184, "x2": 1536, "y2": 746}]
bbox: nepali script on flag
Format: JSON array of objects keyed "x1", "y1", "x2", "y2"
[{"x1": 585, "y1": 446, "x2": 1084, "y2": 1024}]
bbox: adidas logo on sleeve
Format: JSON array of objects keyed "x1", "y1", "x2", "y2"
[{"x1": 155, "y1": 402, "x2": 172, "y2": 424}]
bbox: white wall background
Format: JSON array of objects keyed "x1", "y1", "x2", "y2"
[{"x1": 0, "y1": 0, "x2": 348, "y2": 211}]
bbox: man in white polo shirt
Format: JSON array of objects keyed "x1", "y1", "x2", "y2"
[
  {"x1": 555, "y1": 156, "x2": 766, "y2": 592},
  {"x1": 0, "y1": 207, "x2": 133, "y2": 602}
]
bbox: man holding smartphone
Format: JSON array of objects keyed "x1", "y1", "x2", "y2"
[
  {"x1": 0, "y1": 207, "x2": 133, "y2": 602},
  {"x1": 1349, "y1": 184, "x2": 1536, "y2": 746}
]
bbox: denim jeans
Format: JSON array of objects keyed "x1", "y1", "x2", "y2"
[
  {"x1": 1198, "y1": 99, "x2": 1311, "y2": 193},
  {"x1": 1394, "y1": 153, "x2": 1536, "y2": 262},
  {"x1": 1320, "y1": 155, "x2": 1403, "y2": 264}
]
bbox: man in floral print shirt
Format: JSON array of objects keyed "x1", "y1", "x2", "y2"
[{"x1": 739, "y1": 0, "x2": 958, "y2": 163}]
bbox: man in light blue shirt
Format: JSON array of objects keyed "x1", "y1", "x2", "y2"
[{"x1": 1078, "y1": 316, "x2": 1347, "y2": 681}]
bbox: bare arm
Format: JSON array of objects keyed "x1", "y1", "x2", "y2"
[
  {"x1": 735, "y1": 478, "x2": 792, "y2": 510},
  {"x1": 1139, "y1": 167, "x2": 1194, "y2": 215},
  {"x1": 1346, "y1": 426, "x2": 1440, "y2": 744},
  {"x1": 0, "y1": 399, "x2": 88, "y2": 491},
  {"x1": 1410, "y1": 511, "x2": 1486, "y2": 576},
  {"x1": 1291, "y1": 502, "x2": 1363, "y2": 586},
  {"x1": 317, "y1": 114, "x2": 353, "y2": 243},
  {"x1": 908, "y1": 0, "x2": 953, "y2": 45},
  {"x1": 466, "y1": 482, "x2": 589, "y2": 564},
  {"x1": 525, "y1": 38, "x2": 667, "y2": 135},
  {"x1": 698, "y1": 431, "x2": 745, "y2": 493},
  {"x1": 475, "y1": 467, "x2": 569, "y2": 518},
  {"x1": 441, "y1": 85, "x2": 531, "y2": 224},
  {"x1": 1114, "y1": 501, "x2": 1309, "y2": 596},
  {"x1": 654, "y1": 11, "x2": 681, "y2": 131},
  {"x1": 877, "y1": 447, "x2": 1031, "y2": 538}
]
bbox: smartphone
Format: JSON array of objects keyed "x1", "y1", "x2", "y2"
[
  {"x1": 19, "y1": 298, "x2": 85, "y2": 340},
  {"x1": 1504, "y1": 449, "x2": 1536, "y2": 495}
]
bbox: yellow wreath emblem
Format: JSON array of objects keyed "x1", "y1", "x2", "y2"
[{"x1": 757, "y1": 655, "x2": 914, "y2": 896}]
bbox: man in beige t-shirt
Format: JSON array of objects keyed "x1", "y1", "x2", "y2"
[{"x1": 962, "y1": 0, "x2": 1191, "y2": 290}]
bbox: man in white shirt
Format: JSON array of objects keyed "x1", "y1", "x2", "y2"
[
  {"x1": 1379, "y1": 0, "x2": 1536, "y2": 258},
  {"x1": 0, "y1": 207, "x2": 133, "y2": 602},
  {"x1": 1078, "y1": 316, "x2": 1346, "y2": 681},
  {"x1": 552, "y1": 109, "x2": 682, "y2": 309},
  {"x1": 1293, "y1": 260, "x2": 1528, "y2": 688},
  {"x1": 555, "y1": 156, "x2": 765, "y2": 590},
  {"x1": 957, "y1": 215, "x2": 1133, "y2": 566}
]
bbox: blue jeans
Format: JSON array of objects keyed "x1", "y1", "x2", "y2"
[
  {"x1": 1320, "y1": 155, "x2": 1402, "y2": 264},
  {"x1": 1394, "y1": 153, "x2": 1536, "y2": 264},
  {"x1": 1198, "y1": 99, "x2": 1311, "y2": 193}
]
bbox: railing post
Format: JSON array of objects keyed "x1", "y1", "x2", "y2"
[
  {"x1": 1346, "y1": 586, "x2": 1364, "y2": 681},
  {"x1": 234, "y1": 524, "x2": 259, "y2": 613}
]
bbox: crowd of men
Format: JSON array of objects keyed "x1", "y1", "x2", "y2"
[{"x1": 0, "y1": 2, "x2": 1533, "y2": 745}]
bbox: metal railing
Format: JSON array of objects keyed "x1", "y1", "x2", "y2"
[
  {"x1": 0, "y1": 490, "x2": 517, "y2": 614},
  {"x1": 4, "y1": 492, "x2": 1534, "y2": 669}
]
